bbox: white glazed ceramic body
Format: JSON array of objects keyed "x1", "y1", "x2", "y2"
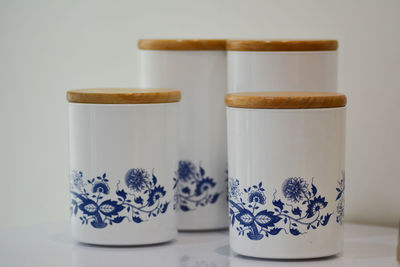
[
  {"x1": 139, "y1": 50, "x2": 228, "y2": 230},
  {"x1": 228, "y1": 51, "x2": 337, "y2": 93},
  {"x1": 69, "y1": 103, "x2": 179, "y2": 245},
  {"x1": 227, "y1": 107, "x2": 345, "y2": 259}
]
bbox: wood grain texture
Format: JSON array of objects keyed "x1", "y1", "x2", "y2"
[
  {"x1": 226, "y1": 40, "x2": 338, "y2": 51},
  {"x1": 67, "y1": 88, "x2": 181, "y2": 104},
  {"x1": 225, "y1": 91, "x2": 346, "y2": 109},
  {"x1": 138, "y1": 39, "x2": 226, "y2": 51}
]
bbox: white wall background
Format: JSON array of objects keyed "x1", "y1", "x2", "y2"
[{"x1": 0, "y1": 0, "x2": 399, "y2": 227}]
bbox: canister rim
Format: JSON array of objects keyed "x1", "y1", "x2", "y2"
[
  {"x1": 67, "y1": 88, "x2": 181, "y2": 104},
  {"x1": 138, "y1": 39, "x2": 226, "y2": 51},
  {"x1": 226, "y1": 40, "x2": 338, "y2": 51},
  {"x1": 225, "y1": 92, "x2": 346, "y2": 109}
]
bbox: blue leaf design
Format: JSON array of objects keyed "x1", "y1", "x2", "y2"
[
  {"x1": 210, "y1": 193, "x2": 220, "y2": 204},
  {"x1": 98, "y1": 200, "x2": 124, "y2": 216},
  {"x1": 116, "y1": 189, "x2": 127, "y2": 200},
  {"x1": 321, "y1": 213, "x2": 332, "y2": 226},
  {"x1": 269, "y1": 228, "x2": 283, "y2": 235},
  {"x1": 152, "y1": 174, "x2": 157, "y2": 185},
  {"x1": 134, "y1": 196, "x2": 143, "y2": 205},
  {"x1": 236, "y1": 210, "x2": 255, "y2": 226},
  {"x1": 199, "y1": 166, "x2": 205, "y2": 176},
  {"x1": 272, "y1": 199, "x2": 284, "y2": 210},
  {"x1": 112, "y1": 216, "x2": 125, "y2": 223},
  {"x1": 254, "y1": 210, "x2": 281, "y2": 228},
  {"x1": 292, "y1": 207, "x2": 302, "y2": 216},
  {"x1": 290, "y1": 228, "x2": 301, "y2": 236},
  {"x1": 180, "y1": 205, "x2": 190, "y2": 212},
  {"x1": 132, "y1": 216, "x2": 143, "y2": 223},
  {"x1": 312, "y1": 184, "x2": 317, "y2": 196},
  {"x1": 160, "y1": 202, "x2": 169, "y2": 213},
  {"x1": 78, "y1": 198, "x2": 98, "y2": 215}
]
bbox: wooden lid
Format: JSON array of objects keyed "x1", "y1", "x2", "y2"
[
  {"x1": 138, "y1": 39, "x2": 226, "y2": 51},
  {"x1": 67, "y1": 88, "x2": 181, "y2": 104},
  {"x1": 227, "y1": 40, "x2": 338, "y2": 51},
  {"x1": 225, "y1": 92, "x2": 346, "y2": 109}
]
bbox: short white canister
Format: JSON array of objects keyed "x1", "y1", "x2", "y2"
[
  {"x1": 67, "y1": 88, "x2": 181, "y2": 245},
  {"x1": 227, "y1": 40, "x2": 338, "y2": 93},
  {"x1": 139, "y1": 39, "x2": 228, "y2": 230},
  {"x1": 226, "y1": 92, "x2": 346, "y2": 259}
]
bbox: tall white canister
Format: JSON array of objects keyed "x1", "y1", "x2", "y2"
[
  {"x1": 227, "y1": 40, "x2": 338, "y2": 93},
  {"x1": 67, "y1": 88, "x2": 180, "y2": 245},
  {"x1": 226, "y1": 92, "x2": 346, "y2": 259},
  {"x1": 139, "y1": 39, "x2": 228, "y2": 230}
]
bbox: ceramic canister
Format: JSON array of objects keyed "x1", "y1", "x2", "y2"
[
  {"x1": 139, "y1": 39, "x2": 228, "y2": 230},
  {"x1": 226, "y1": 92, "x2": 346, "y2": 259},
  {"x1": 67, "y1": 88, "x2": 181, "y2": 245},
  {"x1": 227, "y1": 40, "x2": 338, "y2": 93}
]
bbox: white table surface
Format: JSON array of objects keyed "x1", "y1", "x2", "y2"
[{"x1": 0, "y1": 222, "x2": 398, "y2": 267}]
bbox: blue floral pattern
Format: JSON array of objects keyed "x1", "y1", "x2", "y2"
[
  {"x1": 173, "y1": 160, "x2": 220, "y2": 212},
  {"x1": 70, "y1": 169, "x2": 169, "y2": 228},
  {"x1": 336, "y1": 171, "x2": 345, "y2": 224},
  {"x1": 229, "y1": 177, "x2": 332, "y2": 240}
]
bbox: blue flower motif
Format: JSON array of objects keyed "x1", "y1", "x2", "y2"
[
  {"x1": 70, "y1": 170, "x2": 170, "y2": 229},
  {"x1": 125, "y1": 168, "x2": 150, "y2": 192},
  {"x1": 282, "y1": 177, "x2": 308, "y2": 203},
  {"x1": 306, "y1": 195, "x2": 328, "y2": 218},
  {"x1": 92, "y1": 182, "x2": 110, "y2": 194},
  {"x1": 147, "y1": 185, "x2": 166, "y2": 206},
  {"x1": 229, "y1": 177, "x2": 332, "y2": 240},
  {"x1": 195, "y1": 177, "x2": 216, "y2": 196},
  {"x1": 177, "y1": 160, "x2": 196, "y2": 182},
  {"x1": 248, "y1": 190, "x2": 266, "y2": 204},
  {"x1": 174, "y1": 161, "x2": 222, "y2": 212}
]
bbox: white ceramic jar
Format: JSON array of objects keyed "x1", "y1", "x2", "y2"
[
  {"x1": 227, "y1": 40, "x2": 338, "y2": 93},
  {"x1": 67, "y1": 88, "x2": 181, "y2": 245},
  {"x1": 139, "y1": 39, "x2": 228, "y2": 230},
  {"x1": 226, "y1": 92, "x2": 346, "y2": 259}
]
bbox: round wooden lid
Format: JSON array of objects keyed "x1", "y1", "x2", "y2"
[
  {"x1": 67, "y1": 88, "x2": 181, "y2": 104},
  {"x1": 226, "y1": 40, "x2": 338, "y2": 51},
  {"x1": 225, "y1": 92, "x2": 346, "y2": 109},
  {"x1": 138, "y1": 39, "x2": 226, "y2": 51}
]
